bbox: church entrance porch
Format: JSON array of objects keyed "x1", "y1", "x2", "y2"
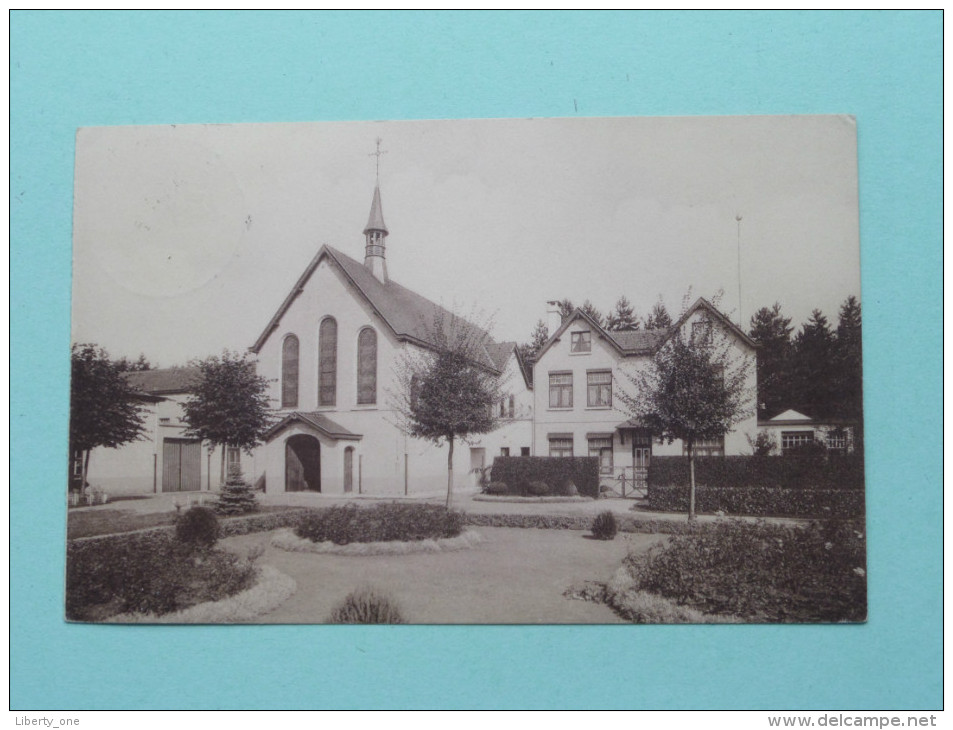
[
  {"x1": 285, "y1": 434, "x2": 321, "y2": 492},
  {"x1": 263, "y1": 411, "x2": 363, "y2": 496}
]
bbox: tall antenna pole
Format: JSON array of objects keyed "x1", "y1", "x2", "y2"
[{"x1": 735, "y1": 213, "x2": 743, "y2": 327}]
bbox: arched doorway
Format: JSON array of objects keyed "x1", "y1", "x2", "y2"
[{"x1": 286, "y1": 434, "x2": 321, "y2": 492}]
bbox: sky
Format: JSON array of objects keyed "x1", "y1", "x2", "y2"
[{"x1": 71, "y1": 115, "x2": 860, "y2": 366}]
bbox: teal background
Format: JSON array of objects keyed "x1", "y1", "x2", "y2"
[{"x1": 11, "y1": 11, "x2": 941, "y2": 709}]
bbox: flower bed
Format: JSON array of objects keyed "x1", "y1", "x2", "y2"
[
  {"x1": 109, "y1": 565, "x2": 296, "y2": 623},
  {"x1": 619, "y1": 519, "x2": 866, "y2": 622},
  {"x1": 293, "y1": 503, "x2": 462, "y2": 545},
  {"x1": 66, "y1": 530, "x2": 260, "y2": 621},
  {"x1": 273, "y1": 528, "x2": 482, "y2": 556}
]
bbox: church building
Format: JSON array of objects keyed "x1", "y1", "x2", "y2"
[{"x1": 245, "y1": 182, "x2": 533, "y2": 496}]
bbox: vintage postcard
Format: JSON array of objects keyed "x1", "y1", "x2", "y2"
[{"x1": 67, "y1": 115, "x2": 864, "y2": 624}]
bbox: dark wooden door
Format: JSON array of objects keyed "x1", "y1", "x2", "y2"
[
  {"x1": 162, "y1": 438, "x2": 201, "y2": 492},
  {"x1": 286, "y1": 435, "x2": 321, "y2": 492},
  {"x1": 344, "y1": 447, "x2": 354, "y2": 493}
]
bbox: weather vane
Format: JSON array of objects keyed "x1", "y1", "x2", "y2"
[{"x1": 368, "y1": 137, "x2": 387, "y2": 182}]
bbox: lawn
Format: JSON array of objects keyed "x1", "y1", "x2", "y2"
[
  {"x1": 224, "y1": 526, "x2": 656, "y2": 624},
  {"x1": 67, "y1": 504, "x2": 302, "y2": 539}
]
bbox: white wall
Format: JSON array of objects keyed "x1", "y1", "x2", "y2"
[{"x1": 81, "y1": 393, "x2": 255, "y2": 496}]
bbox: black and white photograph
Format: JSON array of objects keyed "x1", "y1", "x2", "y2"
[{"x1": 67, "y1": 115, "x2": 865, "y2": 625}]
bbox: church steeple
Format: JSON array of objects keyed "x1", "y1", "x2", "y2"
[{"x1": 363, "y1": 139, "x2": 389, "y2": 283}]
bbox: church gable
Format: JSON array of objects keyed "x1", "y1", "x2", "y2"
[{"x1": 255, "y1": 253, "x2": 398, "y2": 413}]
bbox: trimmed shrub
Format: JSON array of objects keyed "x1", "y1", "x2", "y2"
[
  {"x1": 329, "y1": 587, "x2": 406, "y2": 624},
  {"x1": 649, "y1": 454, "x2": 864, "y2": 491},
  {"x1": 216, "y1": 466, "x2": 259, "y2": 516},
  {"x1": 484, "y1": 482, "x2": 508, "y2": 495},
  {"x1": 624, "y1": 519, "x2": 866, "y2": 622},
  {"x1": 591, "y1": 511, "x2": 618, "y2": 540},
  {"x1": 175, "y1": 506, "x2": 221, "y2": 549},
  {"x1": 526, "y1": 481, "x2": 550, "y2": 496},
  {"x1": 66, "y1": 531, "x2": 257, "y2": 620},
  {"x1": 646, "y1": 484, "x2": 864, "y2": 519},
  {"x1": 295, "y1": 503, "x2": 463, "y2": 545},
  {"x1": 218, "y1": 508, "x2": 309, "y2": 537},
  {"x1": 490, "y1": 456, "x2": 599, "y2": 499}
]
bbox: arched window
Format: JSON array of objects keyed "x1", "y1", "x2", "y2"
[
  {"x1": 318, "y1": 318, "x2": 337, "y2": 407},
  {"x1": 281, "y1": 334, "x2": 299, "y2": 408},
  {"x1": 357, "y1": 328, "x2": 377, "y2": 405}
]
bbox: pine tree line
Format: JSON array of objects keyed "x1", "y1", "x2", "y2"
[{"x1": 748, "y1": 296, "x2": 862, "y2": 423}]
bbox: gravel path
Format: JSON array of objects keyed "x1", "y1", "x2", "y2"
[{"x1": 224, "y1": 527, "x2": 661, "y2": 624}]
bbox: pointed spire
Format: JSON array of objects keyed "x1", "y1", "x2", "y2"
[
  {"x1": 363, "y1": 183, "x2": 389, "y2": 283},
  {"x1": 363, "y1": 185, "x2": 388, "y2": 235}
]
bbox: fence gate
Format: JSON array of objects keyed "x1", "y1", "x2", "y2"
[{"x1": 618, "y1": 430, "x2": 652, "y2": 498}]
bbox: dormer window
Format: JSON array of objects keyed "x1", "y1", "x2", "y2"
[{"x1": 571, "y1": 331, "x2": 591, "y2": 353}]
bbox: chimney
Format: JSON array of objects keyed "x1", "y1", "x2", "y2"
[{"x1": 546, "y1": 300, "x2": 563, "y2": 335}]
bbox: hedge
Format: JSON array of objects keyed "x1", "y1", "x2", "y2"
[
  {"x1": 489, "y1": 456, "x2": 599, "y2": 499},
  {"x1": 461, "y1": 512, "x2": 699, "y2": 535},
  {"x1": 648, "y1": 455, "x2": 865, "y2": 491},
  {"x1": 647, "y1": 484, "x2": 865, "y2": 519}
]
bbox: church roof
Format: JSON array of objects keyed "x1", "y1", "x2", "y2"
[
  {"x1": 485, "y1": 341, "x2": 516, "y2": 371},
  {"x1": 362, "y1": 185, "x2": 388, "y2": 234},
  {"x1": 249, "y1": 245, "x2": 499, "y2": 372},
  {"x1": 124, "y1": 367, "x2": 199, "y2": 395}
]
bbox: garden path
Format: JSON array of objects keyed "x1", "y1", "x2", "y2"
[{"x1": 224, "y1": 527, "x2": 661, "y2": 624}]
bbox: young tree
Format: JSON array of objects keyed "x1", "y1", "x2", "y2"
[
  {"x1": 518, "y1": 319, "x2": 550, "y2": 364},
  {"x1": 748, "y1": 302, "x2": 794, "y2": 418},
  {"x1": 182, "y1": 350, "x2": 273, "y2": 486},
  {"x1": 391, "y1": 310, "x2": 506, "y2": 509},
  {"x1": 69, "y1": 343, "x2": 148, "y2": 492},
  {"x1": 618, "y1": 316, "x2": 754, "y2": 521},
  {"x1": 606, "y1": 296, "x2": 640, "y2": 331},
  {"x1": 643, "y1": 298, "x2": 673, "y2": 330},
  {"x1": 579, "y1": 299, "x2": 605, "y2": 328}
]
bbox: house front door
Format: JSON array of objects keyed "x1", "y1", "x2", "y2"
[
  {"x1": 469, "y1": 447, "x2": 486, "y2": 489},
  {"x1": 631, "y1": 430, "x2": 652, "y2": 495}
]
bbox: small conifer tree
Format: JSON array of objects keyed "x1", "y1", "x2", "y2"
[{"x1": 215, "y1": 465, "x2": 259, "y2": 516}]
